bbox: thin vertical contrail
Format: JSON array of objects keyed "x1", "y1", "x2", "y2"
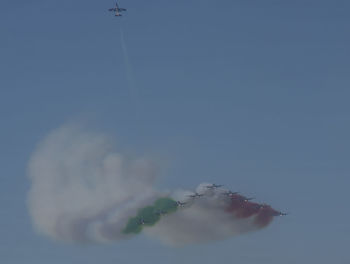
[{"x1": 120, "y1": 27, "x2": 138, "y2": 103}]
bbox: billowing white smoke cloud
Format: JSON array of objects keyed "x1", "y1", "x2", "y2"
[
  {"x1": 27, "y1": 125, "x2": 275, "y2": 245},
  {"x1": 27, "y1": 124, "x2": 160, "y2": 243}
]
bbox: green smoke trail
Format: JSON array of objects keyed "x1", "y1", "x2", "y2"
[{"x1": 123, "y1": 198, "x2": 178, "y2": 234}]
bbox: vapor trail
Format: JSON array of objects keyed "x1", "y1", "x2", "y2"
[{"x1": 120, "y1": 27, "x2": 137, "y2": 102}]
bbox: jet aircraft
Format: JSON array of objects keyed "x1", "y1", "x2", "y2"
[
  {"x1": 206, "y1": 184, "x2": 223, "y2": 189},
  {"x1": 154, "y1": 210, "x2": 167, "y2": 216},
  {"x1": 176, "y1": 201, "x2": 187, "y2": 207},
  {"x1": 259, "y1": 205, "x2": 288, "y2": 216},
  {"x1": 222, "y1": 190, "x2": 239, "y2": 196},
  {"x1": 230, "y1": 193, "x2": 254, "y2": 202},
  {"x1": 278, "y1": 212, "x2": 288, "y2": 216},
  {"x1": 258, "y1": 203, "x2": 269, "y2": 209},
  {"x1": 187, "y1": 192, "x2": 204, "y2": 198},
  {"x1": 137, "y1": 218, "x2": 147, "y2": 225},
  {"x1": 108, "y1": 1, "x2": 127, "y2": 16}
]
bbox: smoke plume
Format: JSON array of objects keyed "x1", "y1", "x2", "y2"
[{"x1": 27, "y1": 124, "x2": 282, "y2": 245}]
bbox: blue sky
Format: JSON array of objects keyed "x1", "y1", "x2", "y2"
[{"x1": 1, "y1": 0, "x2": 350, "y2": 263}]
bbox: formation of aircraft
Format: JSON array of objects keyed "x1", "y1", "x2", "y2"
[
  {"x1": 135, "y1": 183, "x2": 286, "y2": 226},
  {"x1": 108, "y1": 1, "x2": 127, "y2": 16}
]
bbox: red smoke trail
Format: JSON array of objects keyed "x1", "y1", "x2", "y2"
[
  {"x1": 225, "y1": 194, "x2": 282, "y2": 228},
  {"x1": 255, "y1": 206, "x2": 282, "y2": 227}
]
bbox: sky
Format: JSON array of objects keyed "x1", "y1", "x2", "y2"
[{"x1": 1, "y1": 0, "x2": 350, "y2": 263}]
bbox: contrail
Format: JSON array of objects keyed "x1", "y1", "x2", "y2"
[
  {"x1": 27, "y1": 124, "x2": 285, "y2": 246},
  {"x1": 120, "y1": 27, "x2": 138, "y2": 103}
]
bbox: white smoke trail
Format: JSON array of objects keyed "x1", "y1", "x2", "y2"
[
  {"x1": 27, "y1": 124, "x2": 159, "y2": 243},
  {"x1": 120, "y1": 27, "x2": 137, "y2": 101},
  {"x1": 27, "y1": 125, "x2": 277, "y2": 245}
]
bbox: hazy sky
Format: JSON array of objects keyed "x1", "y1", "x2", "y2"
[{"x1": 1, "y1": 0, "x2": 350, "y2": 263}]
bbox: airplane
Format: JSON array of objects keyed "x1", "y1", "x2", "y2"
[
  {"x1": 176, "y1": 201, "x2": 187, "y2": 207},
  {"x1": 258, "y1": 203, "x2": 269, "y2": 209},
  {"x1": 206, "y1": 184, "x2": 223, "y2": 189},
  {"x1": 259, "y1": 205, "x2": 288, "y2": 216},
  {"x1": 137, "y1": 218, "x2": 147, "y2": 225},
  {"x1": 187, "y1": 192, "x2": 204, "y2": 198},
  {"x1": 108, "y1": 1, "x2": 127, "y2": 16},
  {"x1": 154, "y1": 210, "x2": 167, "y2": 216},
  {"x1": 279, "y1": 212, "x2": 288, "y2": 216},
  {"x1": 270, "y1": 209, "x2": 288, "y2": 216},
  {"x1": 222, "y1": 190, "x2": 239, "y2": 196},
  {"x1": 230, "y1": 194, "x2": 254, "y2": 202}
]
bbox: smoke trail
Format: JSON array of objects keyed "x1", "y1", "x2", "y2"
[
  {"x1": 120, "y1": 27, "x2": 137, "y2": 101},
  {"x1": 123, "y1": 198, "x2": 178, "y2": 234},
  {"x1": 27, "y1": 124, "x2": 160, "y2": 243},
  {"x1": 27, "y1": 124, "x2": 284, "y2": 245},
  {"x1": 144, "y1": 184, "x2": 279, "y2": 246}
]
